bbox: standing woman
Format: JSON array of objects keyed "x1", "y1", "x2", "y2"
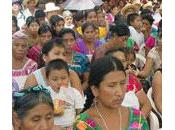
[
  {"x1": 25, "y1": 16, "x2": 40, "y2": 47},
  {"x1": 74, "y1": 56, "x2": 149, "y2": 130},
  {"x1": 75, "y1": 22, "x2": 102, "y2": 55},
  {"x1": 12, "y1": 31, "x2": 38, "y2": 90},
  {"x1": 12, "y1": 85, "x2": 54, "y2": 130}
]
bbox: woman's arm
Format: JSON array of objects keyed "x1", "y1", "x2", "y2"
[
  {"x1": 152, "y1": 71, "x2": 162, "y2": 114},
  {"x1": 137, "y1": 57, "x2": 154, "y2": 79},
  {"x1": 136, "y1": 89, "x2": 152, "y2": 118},
  {"x1": 69, "y1": 70, "x2": 83, "y2": 95}
]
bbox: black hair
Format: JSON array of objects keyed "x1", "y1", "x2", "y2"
[
  {"x1": 73, "y1": 11, "x2": 84, "y2": 22},
  {"x1": 158, "y1": 19, "x2": 162, "y2": 38},
  {"x1": 140, "y1": 9, "x2": 153, "y2": 17},
  {"x1": 38, "y1": 23, "x2": 52, "y2": 36},
  {"x1": 38, "y1": 38, "x2": 65, "y2": 68},
  {"x1": 110, "y1": 23, "x2": 130, "y2": 37},
  {"x1": 94, "y1": 6, "x2": 103, "y2": 13},
  {"x1": 82, "y1": 22, "x2": 96, "y2": 33},
  {"x1": 12, "y1": 16, "x2": 20, "y2": 31},
  {"x1": 142, "y1": 15, "x2": 154, "y2": 26},
  {"x1": 84, "y1": 9, "x2": 96, "y2": 20},
  {"x1": 35, "y1": 9, "x2": 46, "y2": 18},
  {"x1": 13, "y1": 85, "x2": 54, "y2": 119},
  {"x1": 83, "y1": 56, "x2": 126, "y2": 111},
  {"x1": 58, "y1": 28, "x2": 76, "y2": 39},
  {"x1": 49, "y1": 15, "x2": 64, "y2": 37},
  {"x1": 125, "y1": 48, "x2": 136, "y2": 60},
  {"x1": 127, "y1": 13, "x2": 140, "y2": 26},
  {"x1": 26, "y1": 16, "x2": 39, "y2": 27},
  {"x1": 105, "y1": 47, "x2": 126, "y2": 57},
  {"x1": 45, "y1": 59, "x2": 69, "y2": 78},
  {"x1": 114, "y1": 13, "x2": 127, "y2": 25}
]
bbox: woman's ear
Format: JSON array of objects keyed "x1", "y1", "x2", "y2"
[
  {"x1": 91, "y1": 85, "x2": 99, "y2": 98},
  {"x1": 42, "y1": 55, "x2": 47, "y2": 63},
  {"x1": 12, "y1": 111, "x2": 21, "y2": 130}
]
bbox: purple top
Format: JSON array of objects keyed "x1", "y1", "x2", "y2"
[{"x1": 76, "y1": 38, "x2": 103, "y2": 55}]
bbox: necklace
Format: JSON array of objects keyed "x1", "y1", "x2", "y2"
[{"x1": 95, "y1": 104, "x2": 122, "y2": 130}]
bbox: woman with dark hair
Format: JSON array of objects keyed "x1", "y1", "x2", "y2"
[
  {"x1": 24, "y1": 38, "x2": 83, "y2": 95},
  {"x1": 25, "y1": 16, "x2": 40, "y2": 47},
  {"x1": 74, "y1": 56, "x2": 149, "y2": 130},
  {"x1": 75, "y1": 22, "x2": 103, "y2": 56},
  {"x1": 12, "y1": 85, "x2": 54, "y2": 130},
  {"x1": 12, "y1": 16, "x2": 20, "y2": 34},
  {"x1": 49, "y1": 15, "x2": 65, "y2": 38},
  {"x1": 27, "y1": 23, "x2": 52, "y2": 63}
]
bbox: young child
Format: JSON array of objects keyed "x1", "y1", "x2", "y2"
[
  {"x1": 127, "y1": 13, "x2": 145, "y2": 49},
  {"x1": 45, "y1": 59, "x2": 85, "y2": 129}
]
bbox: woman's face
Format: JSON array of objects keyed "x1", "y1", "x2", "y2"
[
  {"x1": 143, "y1": 19, "x2": 151, "y2": 31},
  {"x1": 93, "y1": 71, "x2": 126, "y2": 109},
  {"x1": 19, "y1": 103, "x2": 54, "y2": 130},
  {"x1": 27, "y1": 0, "x2": 36, "y2": 10},
  {"x1": 55, "y1": 20, "x2": 65, "y2": 32},
  {"x1": 40, "y1": 31, "x2": 52, "y2": 45},
  {"x1": 97, "y1": 13, "x2": 105, "y2": 26},
  {"x1": 64, "y1": 16, "x2": 73, "y2": 26},
  {"x1": 43, "y1": 46, "x2": 66, "y2": 64},
  {"x1": 86, "y1": 11, "x2": 98, "y2": 25},
  {"x1": 12, "y1": 39, "x2": 28, "y2": 59},
  {"x1": 131, "y1": 16, "x2": 143, "y2": 30},
  {"x1": 83, "y1": 26, "x2": 95, "y2": 42},
  {"x1": 62, "y1": 33, "x2": 76, "y2": 51},
  {"x1": 48, "y1": 69, "x2": 69, "y2": 92},
  {"x1": 12, "y1": 3, "x2": 20, "y2": 12},
  {"x1": 28, "y1": 22, "x2": 39, "y2": 34},
  {"x1": 112, "y1": 6, "x2": 119, "y2": 16}
]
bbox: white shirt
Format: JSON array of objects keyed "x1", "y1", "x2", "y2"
[
  {"x1": 129, "y1": 26, "x2": 145, "y2": 48},
  {"x1": 47, "y1": 86, "x2": 85, "y2": 127},
  {"x1": 122, "y1": 91, "x2": 140, "y2": 110}
]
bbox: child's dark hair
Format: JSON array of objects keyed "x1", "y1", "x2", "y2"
[
  {"x1": 94, "y1": 6, "x2": 103, "y2": 14},
  {"x1": 26, "y1": 16, "x2": 39, "y2": 27},
  {"x1": 82, "y1": 22, "x2": 96, "y2": 33},
  {"x1": 49, "y1": 15, "x2": 64, "y2": 37},
  {"x1": 58, "y1": 28, "x2": 76, "y2": 39},
  {"x1": 38, "y1": 38, "x2": 65, "y2": 68},
  {"x1": 73, "y1": 11, "x2": 84, "y2": 22},
  {"x1": 127, "y1": 13, "x2": 140, "y2": 26},
  {"x1": 35, "y1": 9, "x2": 46, "y2": 19},
  {"x1": 105, "y1": 47, "x2": 127, "y2": 58},
  {"x1": 110, "y1": 23, "x2": 130, "y2": 37},
  {"x1": 84, "y1": 9, "x2": 96, "y2": 20},
  {"x1": 142, "y1": 15, "x2": 154, "y2": 26},
  {"x1": 13, "y1": 85, "x2": 54, "y2": 119},
  {"x1": 83, "y1": 56, "x2": 126, "y2": 112},
  {"x1": 38, "y1": 23, "x2": 52, "y2": 36},
  {"x1": 45, "y1": 59, "x2": 69, "y2": 78}
]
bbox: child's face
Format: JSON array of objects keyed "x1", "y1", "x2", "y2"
[
  {"x1": 28, "y1": 22, "x2": 39, "y2": 34},
  {"x1": 131, "y1": 16, "x2": 143, "y2": 30},
  {"x1": 48, "y1": 69, "x2": 69, "y2": 92},
  {"x1": 55, "y1": 20, "x2": 64, "y2": 32},
  {"x1": 143, "y1": 19, "x2": 151, "y2": 31},
  {"x1": 97, "y1": 13, "x2": 106, "y2": 26},
  {"x1": 86, "y1": 11, "x2": 98, "y2": 25},
  {"x1": 83, "y1": 26, "x2": 95, "y2": 42}
]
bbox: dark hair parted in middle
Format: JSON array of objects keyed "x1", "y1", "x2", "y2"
[{"x1": 83, "y1": 56, "x2": 126, "y2": 111}]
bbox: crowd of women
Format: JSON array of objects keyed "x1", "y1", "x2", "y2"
[{"x1": 12, "y1": 0, "x2": 162, "y2": 130}]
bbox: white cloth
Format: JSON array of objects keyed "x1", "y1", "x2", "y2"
[
  {"x1": 64, "y1": 24, "x2": 74, "y2": 29},
  {"x1": 47, "y1": 86, "x2": 85, "y2": 127},
  {"x1": 16, "y1": 11, "x2": 26, "y2": 29},
  {"x1": 122, "y1": 91, "x2": 140, "y2": 110},
  {"x1": 129, "y1": 26, "x2": 145, "y2": 48}
]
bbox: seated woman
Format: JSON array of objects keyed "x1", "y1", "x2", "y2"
[
  {"x1": 24, "y1": 38, "x2": 83, "y2": 94},
  {"x1": 105, "y1": 47, "x2": 152, "y2": 118},
  {"x1": 74, "y1": 56, "x2": 149, "y2": 130},
  {"x1": 27, "y1": 23, "x2": 52, "y2": 63},
  {"x1": 12, "y1": 31, "x2": 38, "y2": 90},
  {"x1": 75, "y1": 22, "x2": 103, "y2": 55},
  {"x1": 12, "y1": 85, "x2": 54, "y2": 130}
]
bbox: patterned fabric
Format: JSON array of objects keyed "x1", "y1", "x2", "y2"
[
  {"x1": 68, "y1": 52, "x2": 90, "y2": 74},
  {"x1": 75, "y1": 38, "x2": 102, "y2": 55},
  {"x1": 12, "y1": 58, "x2": 38, "y2": 77},
  {"x1": 73, "y1": 107, "x2": 149, "y2": 130},
  {"x1": 27, "y1": 45, "x2": 42, "y2": 63}
]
